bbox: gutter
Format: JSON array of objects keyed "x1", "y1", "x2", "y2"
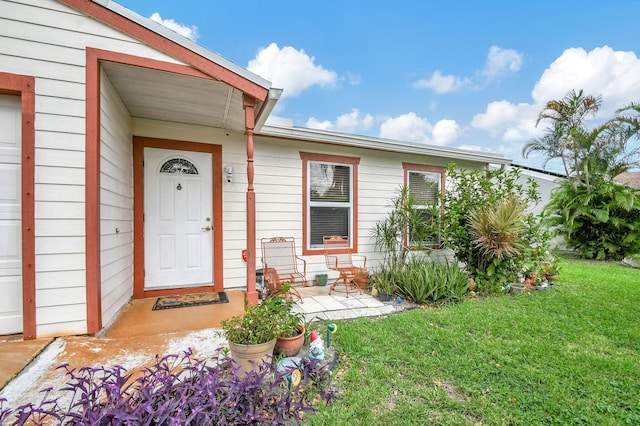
[{"x1": 259, "y1": 121, "x2": 511, "y2": 165}]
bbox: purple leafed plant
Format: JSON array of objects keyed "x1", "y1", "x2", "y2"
[{"x1": 0, "y1": 348, "x2": 337, "y2": 425}]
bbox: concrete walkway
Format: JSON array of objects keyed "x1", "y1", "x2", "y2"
[
  {"x1": 0, "y1": 285, "x2": 412, "y2": 411},
  {"x1": 294, "y1": 285, "x2": 398, "y2": 321}
]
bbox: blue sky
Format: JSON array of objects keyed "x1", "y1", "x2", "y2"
[{"x1": 117, "y1": 0, "x2": 640, "y2": 173}]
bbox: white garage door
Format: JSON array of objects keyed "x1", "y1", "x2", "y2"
[{"x1": 0, "y1": 94, "x2": 23, "y2": 335}]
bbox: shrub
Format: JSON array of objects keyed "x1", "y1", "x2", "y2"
[
  {"x1": 383, "y1": 256, "x2": 469, "y2": 305},
  {"x1": 0, "y1": 349, "x2": 336, "y2": 425},
  {"x1": 373, "y1": 185, "x2": 439, "y2": 269},
  {"x1": 440, "y1": 163, "x2": 551, "y2": 292},
  {"x1": 547, "y1": 179, "x2": 640, "y2": 260}
]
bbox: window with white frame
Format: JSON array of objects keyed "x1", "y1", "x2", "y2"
[
  {"x1": 300, "y1": 152, "x2": 359, "y2": 253},
  {"x1": 407, "y1": 169, "x2": 442, "y2": 247}
]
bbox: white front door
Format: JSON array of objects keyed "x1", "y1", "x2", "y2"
[
  {"x1": 0, "y1": 95, "x2": 23, "y2": 334},
  {"x1": 144, "y1": 148, "x2": 213, "y2": 290}
]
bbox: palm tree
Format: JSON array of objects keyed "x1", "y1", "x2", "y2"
[
  {"x1": 522, "y1": 89, "x2": 601, "y2": 180},
  {"x1": 609, "y1": 102, "x2": 640, "y2": 172}
]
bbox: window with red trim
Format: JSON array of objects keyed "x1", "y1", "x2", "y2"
[
  {"x1": 300, "y1": 152, "x2": 359, "y2": 253},
  {"x1": 403, "y1": 163, "x2": 444, "y2": 247}
]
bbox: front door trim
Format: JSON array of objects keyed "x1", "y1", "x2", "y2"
[{"x1": 133, "y1": 136, "x2": 223, "y2": 298}]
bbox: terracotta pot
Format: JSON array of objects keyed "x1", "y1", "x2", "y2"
[
  {"x1": 468, "y1": 278, "x2": 476, "y2": 291},
  {"x1": 228, "y1": 338, "x2": 276, "y2": 378},
  {"x1": 353, "y1": 275, "x2": 370, "y2": 289},
  {"x1": 275, "y1": 324, "x2": 305, "y2": 357}
]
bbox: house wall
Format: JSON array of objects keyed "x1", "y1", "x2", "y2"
[
  {"x1": 131, "y1": 119, "x2": 487, "y2": 288},
  {"x1": 99, "y1": 70, "x2": 133, "y2": 326},
  {"x1": 253, "y1": 136, "x2": 485, "y2": 282},
  {"x1": 490, "y1": 165, "x2": 564, "y2": 215},
  {"x1": 0, "y1": 0, "x2": 185, "y2": 336}
]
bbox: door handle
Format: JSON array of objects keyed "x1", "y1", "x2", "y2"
[{"x1": 201, "y1": 226, "x2": 212, "y2": 232}]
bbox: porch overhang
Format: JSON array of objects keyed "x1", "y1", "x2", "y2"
[{"x1": 100, "y1": 60, "x2": 279, "y2": 133}]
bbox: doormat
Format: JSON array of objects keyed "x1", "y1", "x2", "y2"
[{"x1": 152, "y1": 292, "x2": 229, "y2": 311}]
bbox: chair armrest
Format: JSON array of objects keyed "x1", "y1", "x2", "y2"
[
  {"x1": 296, "y1": 255, "x2": 307, "y2": 276},
  {"x1": 326, "y1": 254, "x2": 339, "y2": 269},
  {"x1": 352, "y1": 254, "x2": 366, "y2": 269}
]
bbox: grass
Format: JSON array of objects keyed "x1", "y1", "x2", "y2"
[{"x1": 307, "y1": 258, "x2": 640, "y2": 425}]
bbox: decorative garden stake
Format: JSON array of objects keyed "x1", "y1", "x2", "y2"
[
  {"x1": 277, "y1": 357, "x2": 303, "y2": 389},
  {"x1": 326, "y1": 323, "x2": 337, "y2": 347}
]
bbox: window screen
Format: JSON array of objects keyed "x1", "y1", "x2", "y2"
[
  {"x1": 308, "y1": 162, "x2": 352, "y2": 248},
  {"x1": 408, "y1": 171, "x2": 441, "y2": 246}
]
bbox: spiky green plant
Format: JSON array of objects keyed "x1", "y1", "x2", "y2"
[{"x1": 468, "y1": 195, "x2": 526, "y2": 260}]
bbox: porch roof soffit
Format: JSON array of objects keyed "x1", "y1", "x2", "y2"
[
  {"x1": 59, "y1": 0, "x2": 282, "y2": 131},
  {"x1": 258, "y1": 122, "x2": 512, "y2": 165},
  {"x1": 101, "y1": 61, "x2": 246, "y2": 133}
]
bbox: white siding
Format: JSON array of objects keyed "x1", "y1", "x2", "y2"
[
  {"x1": 252, "y1": 137, "x2": 481, "y2": 284},
  {"x1": 132, "y1": 118, "x2": 490, "y2": 290},
  {"x1": 1, "y1": 0, "x2": 183, "y2": 336},
  {"x1": 99, "y1": 70, "x2": 133, "y2": 326}
]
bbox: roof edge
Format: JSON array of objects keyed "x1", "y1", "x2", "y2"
[
  {"x1": 95, "y1": 0, "x2": 272, "y2": 90},
  {"x1": 259, "y1": 122, "x2": 511, "y2": 164}
]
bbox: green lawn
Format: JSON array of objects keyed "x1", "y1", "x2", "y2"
[{"x1": 308, "y1": 258, "x2": 640, "y2": 425}]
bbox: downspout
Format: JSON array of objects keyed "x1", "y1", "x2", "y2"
[{"x1": 243, "y1": 94, "x2": 259, "y2": 306}]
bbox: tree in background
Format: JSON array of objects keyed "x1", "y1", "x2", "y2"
[{"x1": 525, "y1": 89, "x2": 640, "y2": 260}]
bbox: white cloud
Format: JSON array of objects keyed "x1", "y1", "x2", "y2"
[
  {"x1": 346, "y1": 72, "x2": 362, "y2": 86},
  {"x1": 379, "y1": 113, "x2": 433, "y2": 144},
  {"x1": 482, "y1": 46, "x2": 523, "y2": 79},
  {"x1": 532, "y1": 46, "x2": 640, "y2": 115},
  {"x1": 306, "y1": 117, "x2": 334, "y2": 131},
  {"x1": 149, "y1": 12, "x2": 199, "y2": 41},
  {"x1": 471, "y1": 100, "x2": 539, "y2": 140},
  {"x1": 457, "y1": 144, "x2": 487, "y2": 152},
  {"x1": 414, "y1": 46, "x2": 523, "y2": 94},
  {"x1": 247, "y1": 43, "x2": 338, "y2": 98},
  {"x1": 432, "y1": 119, "x2": 462, "y2": 146},
  {"x1": 473, "y1": 46, "x2": 640, "y2": 144},
  {"x1": 306, "y1": 109, "x2": 374, "y2": 133},
  {"x1": 377, "y1": 113, "x2": 461, "y2": 146},
  {"x1": 413, "y1": 70, "x2": 471, "y2": 94},
  {"x1": 334, "y1": 109, "x2": 375, "y2": 133}
]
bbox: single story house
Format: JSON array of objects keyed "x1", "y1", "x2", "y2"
[
  {"x1": 490, "y1": 164, "x2": 566, "y2": 215},
  {"x1": 0, "y1": 0, "x2": 510, "y2": 339}
]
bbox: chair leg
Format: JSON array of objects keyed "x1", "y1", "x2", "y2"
[
  {"x1": 271, "y1": 286, "x2": 303, "y2": 304},
  {"x1": 328, "y1": 273, "x2": 362, "y2": 297}
]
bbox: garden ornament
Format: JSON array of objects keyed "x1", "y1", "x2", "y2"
[
  {"x1": 309, "y1": 336, "x2": 325, "y2": 360},
  {"x1": 326, "y1": 323, "x2": 337, "y2": 347}
]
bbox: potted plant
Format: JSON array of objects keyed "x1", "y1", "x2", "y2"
[
  {"x1": 263, "y1": 296, "x2": 306, "y2": 357},
  {"x1": 522, "y1": 261, "x2": 542, "y2": 289},
  {"x1": 371, "y1": 270, "x2": 395, "y2": 301},
  {"x1": 220, "y1": 301, "x2": 288, "y2": 377},
  {"x1": 542, "y1": 257, "x2": 561, "y2": 282},
  {"x1": 353, "y1": 269, "x2": 370, "y2": 289}
]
